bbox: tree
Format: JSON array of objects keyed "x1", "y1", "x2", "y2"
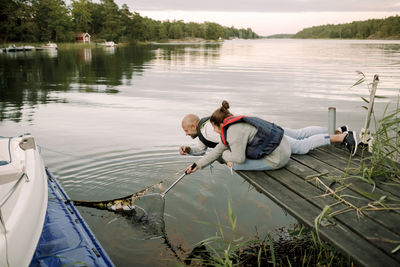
[
  {"x1": 0, "y1": 0, "x2": 260, "y2": 43},
  {"x1": 131, "y1": 12, "x2": 146, "y2": 41},
  {"x1": 32, "y1": 0, "x2": 73, "y2": 42},
  {"x1": 169, "y1": 20, "x2": 184, "y2": 39},
  {"x1": 119, "y1": 4, "x2": 132, "y2": 39},
  {"x1": 71, "y1": 0, "x2": 92, "y2": 33},
  {"x1": 205, "y1": 22, "x2": 223, "y2": 40},
  {"x1": 158, "y1": 23, "x2": 168, "y2": 40},
  {"x1": 99, "y1": 0, "x2": 122, "y2": 41},
  {"x1": 0, "y1": 0, "x2": 20, "y2": 42}
]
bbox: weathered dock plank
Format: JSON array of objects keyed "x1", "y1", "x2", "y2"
[
  {"x1": 236, "y1": 146, "x2": 400, "y2": 267},
  {"x1": 285, "y1": 158, "x2": 400, "y2": 235},
  {"x1": 318, "y1": 145, "x2": 400, "y2": 199}
]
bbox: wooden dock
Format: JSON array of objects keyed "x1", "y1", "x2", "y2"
[{"x1": 236, "y1": 145, "x2": 400, "y2": 267}]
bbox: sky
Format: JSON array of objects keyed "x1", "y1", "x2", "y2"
[{"x1": 114, "y1": 0, "x2": 400, "y2": 36}]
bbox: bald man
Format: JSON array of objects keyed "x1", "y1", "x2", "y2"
[{"x1": 179, "y1": 114, "x2": 220, "y2": 156}]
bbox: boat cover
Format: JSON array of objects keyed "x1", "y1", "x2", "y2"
[{"x1": 30, "y1": 169, "x2": 114, "y2": 266}]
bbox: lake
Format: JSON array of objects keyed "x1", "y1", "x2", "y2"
[{"x1": 1, "y1": 39, "x2": 399, "y2": 266}]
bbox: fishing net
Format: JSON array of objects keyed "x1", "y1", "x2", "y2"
[
  {"x1": 73, "y1": 180, "x2": 168, "y2": 239},
  {"x1": 74, "y1": 168, "x2": 192, "y2": 239},
  {"x1": 129, "y1": 193, "x2": 166, "y2": 239}
]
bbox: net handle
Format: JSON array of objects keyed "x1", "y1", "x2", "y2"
[{"x1": 161, "y1": 163, "x2": 196, "y2": 197}]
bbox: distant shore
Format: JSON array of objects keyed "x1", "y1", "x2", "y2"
[{"x1": 149, "y1": 37, "x2": 224, "y2": 45}]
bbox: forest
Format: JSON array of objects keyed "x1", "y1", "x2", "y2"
[
  {"x1": 294, "y1": 15, "x2": 400, "y2": 39},
  {"x1": 0, "y1": 0, "x2": 259, "y2": 43}
]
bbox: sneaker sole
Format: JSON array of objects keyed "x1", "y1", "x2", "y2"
[{"x1": 351, "y1": 131, "x2": 358, "y2": 156}]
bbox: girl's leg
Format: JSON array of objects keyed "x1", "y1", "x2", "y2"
[
  {"x1": 283, "y1": 126, "x2": 328, "y2": 140},
  {"x1": 232, "y1": 158, "x2": 277, "y2": 171},
  {"x1": 286, "y1": 134, "x2": 330, "y2": 154}
]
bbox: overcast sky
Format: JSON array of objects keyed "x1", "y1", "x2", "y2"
[{"x1": 115, "y1": 0, "x2": 400, "y2": 35}]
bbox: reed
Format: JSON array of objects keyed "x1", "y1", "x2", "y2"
[
  {"x1": 352, "y1": 73, "x2": 400, "y2": 183},
  {"x1": 184, "y1": 200, "x2": 351, "y2": 267},
  {"x1": 357, "y1": 104, "x2": 400, "y2": 182}
]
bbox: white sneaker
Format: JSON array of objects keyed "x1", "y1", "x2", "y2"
[{"x1": 336, "y1": 125, "x2": 349, "y2": 134}]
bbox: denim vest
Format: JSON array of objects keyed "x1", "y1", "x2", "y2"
[
  {"x1": 196, "y1": 116, "x2": 218, "y2": 148},
  {"x1": 221, "y1": 116, "x2": 284, "y2": 159}
]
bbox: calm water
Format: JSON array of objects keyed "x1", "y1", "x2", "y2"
[{"x1": 1, "y1": 39, "x2": 400, "y2": 266}]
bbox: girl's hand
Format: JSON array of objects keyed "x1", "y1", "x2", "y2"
[
  {"x1": 226, "y1": 162, "x2": 233, "y2": 168},
  {"x1": 185, "y1": 163, "x2": 198, "y2": 174}
]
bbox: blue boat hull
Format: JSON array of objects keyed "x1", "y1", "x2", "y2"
[{"x1": 30, "y1": 169, "x2": 114, "y2": 267}]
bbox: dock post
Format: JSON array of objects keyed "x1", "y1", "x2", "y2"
[{"x1": 328, "y1": 107, "x2": 336, "y2": 135}]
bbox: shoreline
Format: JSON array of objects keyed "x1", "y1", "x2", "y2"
[{"x1": 2, "y1": 37, "x2": 399, "y2": 51}]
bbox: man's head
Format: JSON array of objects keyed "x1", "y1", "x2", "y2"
[{"x1": 182, "y1": 114, "x2": 200, "y2": 139}]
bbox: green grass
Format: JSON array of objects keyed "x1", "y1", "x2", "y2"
[{"x1": 183, "y1": 200, "x2": 352, "y2": 267}]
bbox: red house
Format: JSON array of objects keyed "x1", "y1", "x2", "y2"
[{"x1": 75, "y1": 33, "x2": 91, "y2": 43}]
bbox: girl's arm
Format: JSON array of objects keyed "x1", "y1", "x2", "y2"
[{"x1": 195, "y1": 142, "x2": 227, "y2": 169}]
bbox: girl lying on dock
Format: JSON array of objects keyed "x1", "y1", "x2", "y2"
[{"x1": 186, "y1": 100, "x2": 357, "y2": 173}]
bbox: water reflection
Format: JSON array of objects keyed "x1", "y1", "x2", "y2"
[
  {"x1": 102, "y1": 46, "x2": 116, "y2": 55},
  {"x1": 0, "y1": 43, "x2": 224, "y2": 122},
  {"x1": 152, "y1": 44, "x2": 221, "y2": 62},
  {"x1": 77, "y1": 48, "x2": 92, "y2": 63},
  {"x1": 0, "y1": 45, "x2": 158, "y2": 121}
]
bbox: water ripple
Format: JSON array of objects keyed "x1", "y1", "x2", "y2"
[{"x1": 42, "y1": 147, "x2": 192, "y2": 201}]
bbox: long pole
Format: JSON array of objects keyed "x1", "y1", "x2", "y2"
[
  {"x1": 362, "y1": 75, "x2": 379, "y2": 144},
  {"x1": 161, "y1": 163, "x2": 196, "y2": 197},
  {"x1": 161, "y1": 172, "x2": 187, "y2": 197},
  {"x1": 328, "y1": 107, "x2": 336, "y2": 135}
]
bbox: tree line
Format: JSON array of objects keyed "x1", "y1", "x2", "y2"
[
  {"x1": 294, "y1": 15, "x2": 400, "y2": 39},
  {"x1": 0, "y1": 0, "x2": 259, "y2": 43}
]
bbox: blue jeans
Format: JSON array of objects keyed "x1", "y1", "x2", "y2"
[
  {"x1": 283, "y1": 126, "x2": 330, "y2": 154},
  {"x1": 232, "y1": 126, "x2": 330, "y2": 171},
  {"x1": 233, "y1": 158, "x2": 275, "y2": 171}
]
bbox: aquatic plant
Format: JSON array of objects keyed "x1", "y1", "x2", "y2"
[
  {"x1": 351, "y1": 72, "x2": 400, "y2": 179},
  {"x1": 357, "y1": 104, "x2": 400, "y2": 182},
  {"x1": 184, "y1": 200, "x2": 352, "y2": 267}
]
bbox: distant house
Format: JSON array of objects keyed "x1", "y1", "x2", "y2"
[{"x1": 75, "y1": 33, "x2": 91, "y2": 43}]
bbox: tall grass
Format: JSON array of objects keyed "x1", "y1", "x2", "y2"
[
  {"x1": 184, "y1": 200, "x2": 351, "y2": 267},
  {"x1": 357, "y1": 104, "x2": 400, "y2": 182},
  {"x1": 352, "y1": 72, "x2": 400, "y2": 184}
]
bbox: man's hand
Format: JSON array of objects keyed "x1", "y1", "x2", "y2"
[
  {"x1": 179, "y1": 146, "x2": 191, "y2": 155},
  {"x1": 185, "y1": 163, "x2": 199, "y2": 174},
  {"x1": 226, "y1": 162, "x2": 233, "y2": 168}
]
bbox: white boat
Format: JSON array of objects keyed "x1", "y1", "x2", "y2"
[
  {"x1": 22, "y1": 45, "x2": 35, "y2": 51},
  {"x1": 3, "y1": 45, "x2": 22, "y2": 52},
  {"x1": 0, "y1": 135, "x2": 48, "y2": 266},
  {"x1": 41, "y1": 42, "x2": 58, "y2": 50},
  {"x1": 101, "y1": 41, "x2": 117, "y2": 47},
  {"x1": 1, "y1": 45, "x2": 35, "y2": 52}
]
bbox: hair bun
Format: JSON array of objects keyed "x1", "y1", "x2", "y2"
[{"x1": 221, "y1": 100, "x2": 230, "y2": 110}]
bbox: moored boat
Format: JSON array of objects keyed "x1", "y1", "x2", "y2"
[
  {"x1": 0, "y1": 135, "x2": 114, "y2": 266},
  {"x1": 0, "y1": 134, "x2": 48, "y2": 266},
  {"x1": 3, "y1": 45, "x2": 23, "y2": 52},
  {"x1": 1, "y1": 45, "x2": 35, "y2": 52},
  {"x1": 22, "y1": 45, "x2": 35, "y2": 51},
  {"x1": 40, "y1": 42, "x2": 58, "y2": 50},
  {"x1": 100, "y1": 41, "x2": 117, "y2": 47}
]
